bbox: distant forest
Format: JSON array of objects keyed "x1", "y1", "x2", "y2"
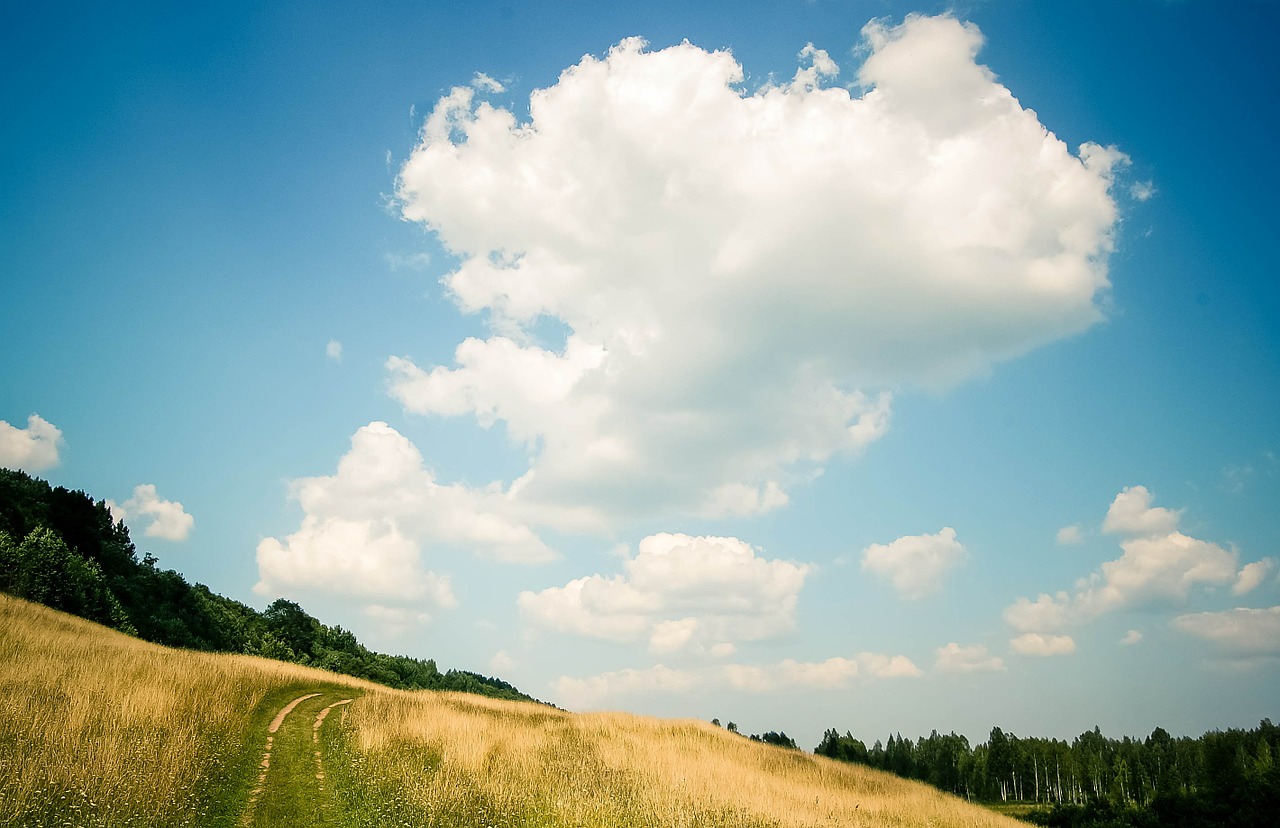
[
  {"x1": 815, "y1": 721, "x2": 1278, "y2": 827},
  {"x1": 0, "y1": 468, "x2": 533, "y2": 703}
]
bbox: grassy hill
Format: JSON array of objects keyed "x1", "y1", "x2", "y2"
[
  {"x1": 0, "y1": 467, "x2": 534, "y2": 703},
  {"x1": 0, "y1": 593, "x2": 1024, "y2": 827}
]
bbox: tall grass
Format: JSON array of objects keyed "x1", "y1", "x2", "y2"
[
  {"x1": 332, "y1": 690, "x2": 1025, "y2": 828},
  {"x1": 3, "y1": 593, "x2": 1023, "y2": 827},
  {"x1": 0, "y1": 594, "x2": 371, "y2": 827}
]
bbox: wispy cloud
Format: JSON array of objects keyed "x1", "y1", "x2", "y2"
[{"x1": 553, "y1": 652, "x2": 921, "y2": 709}]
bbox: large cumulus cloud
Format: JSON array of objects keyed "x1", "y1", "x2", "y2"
[{"x1": 388, "y1": 14, "x2": 1125, "y2": 529}]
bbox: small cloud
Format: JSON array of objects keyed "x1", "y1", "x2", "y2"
[
  {"x1": 1129, "y1": 180, "x2": 1156, "y2": 201},
  {"x1": 1102, "y1": 485, "x2": 1181, "y2": 537},
  {"x1": 107, "y1": 484, "x2": 194, "y2": 541},
  {"x1": 552, "y1": 651, "x2": 920, "y2": 708},
  {"x1": 934, "y1": 642, "x2": 1005, "y2": 674},
  {"x1": 858, "y1": 652, "x2": 924, "y2": 678},
  {"x1": 256, "y1": 422, "x2": 547, "y2": 617},
  {"x1": 792, "y1": 43, "x2": 839, "y2": 90},
  {"x1": 1119, "y1": 629, "x2": 1143, "y2": 646},
  {"x1": 520, "y1": 533, "x2": 810, "y2": 653},
  {"x1": 705, "y1": 480, "x2": 789, "y2": 518},
  {"x1": 1010, "y1": 632, "x2": 1076, "y2": 657},
  {"x1": 0, "y1": 413, "x2": 63, "y2": 472},
  {"x1": 472, "y1": 72, "x2": 506, "y2": 93},
  {"x1": 1234, "y1": 558, "x2": 1276, "y2": 595},
  {"x1": 862, "y1": 527, "x2": 966, "y2": 600},
  {"x1": 326, "y1": 340, "x2": 344, "y2": 361},
  {"x1": 1172, "y1": 606, "x2": 1280, "y2": 656},
  {"x1": 364, "y1": 604, "x2": 434, "y2": 637},
  {"x1": 384, "y1": 251, "x2": 433, "y2": 272},
  {"x1": 1007, "y1": 485, "x2": 1274, "y2": 639},
  {"x1": 1056, "y1": 524, "x2": 1084, "y2": 545},
  {"x1": 1220, "y1": 463, "x2": 1254, "y2": 494},
  {"x1": 489, "y1": 649, "x2": 517, "y2": 673}
]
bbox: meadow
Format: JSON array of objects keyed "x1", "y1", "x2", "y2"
[{"x1": 0, "y1": 593, "x2": 1023, "y2": 827}]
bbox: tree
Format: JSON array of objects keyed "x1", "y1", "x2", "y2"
[
  {"x1": 816, "y1": 729, "x2": 870, "y2": 765},
  {"x1": 263, "y1": 598, "x2": 319, "y2": 659},
  {"x1": 0, "y1": 527, "x2": 132, "y2": 632},
  {"x1": 754, "y1": 731, "x2": 798, "y2": 749}
]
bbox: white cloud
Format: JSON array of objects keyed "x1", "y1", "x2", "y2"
[
  {"x1": 649, "y1": 618, "x2": 701, "y2": 655},
  {"x1": 256, "y1": 421, "x2": 553, "y2": 611},
  {"x1": 389, "y1": 14, "x2": 1123, "y2": 530},
  {"x1": 858, "y1": 652, "x2": 925, "y2": 678},
  {"x1": 471, "y1": 72, "x2": 505, "y2": 93},
  {"x1": 553, "y1": 665, "x2": 701, "y2": 708},
  {"x1": 1056, "y1": 524, "x2": 1084, "y2": 545},
  {"x1": 1006, "y1": 533, "x2": 1241, "y2": 632},
  {"x1": 519, "y1": 533, "x2": 810, "y2": 654},
  {"x1": 384, "y1": 251, "x2": 433, "y2": 271},
  {"x1": 0, "y1": 414, "x2": 63, "y2": 472},
  {"x1": 934, "y1": 642, "x2": 1005, "y2": 674},
  {"x1": 1220, "y1": 463, "x2": 1253, "y2": 494},
  {"x1": 363, "y1": 604, "x2": 435, "y2": 637},
  {"x1": 326, "y1": 340, "x2": 343, "y2": 361},
  {"x1": 107, "y1": 484, "x2": 194, "y2": 541},
  {"x1": 489, "y1": 649, "x2": 517, "y2": 673},
  {"x1": 1102, "y1": 485, "x2": 1180, "y2": 537},
  {"x1": 1009, "y1": 632, "x2": 1076, "y2": 657},
  {"x1": 1233, "y1": 558, "x2": 1275, "y2": 595},
  {"x1": 1003, "y1": 591, "x2": 1075, "y2": 633},
  {"x1": 861, "y1": 527, "x2": 965, "y2": 600},
  {"x1": 1007, "y1": 486, "x2": 1264, "y2": 634},
  {"x1": 1172, "y1": 606, "x2": 1280, "y2": 656},
  {"x1": 552, "y1": 651, "x2": 920, "y2": 709},
  {"x1": 1129, "y1": 180, "x2": 1156, "y2": 202},
  {"x1": 1119, "y1": 629, "x2": 1143, "y2": 646}
]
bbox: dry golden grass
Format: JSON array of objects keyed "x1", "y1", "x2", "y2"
[
  {"x1": 336, "y1": 689, "x2": 1025, "y2": 828},
  {"x1": 2, "y1": 592, "x2": 1023, "y2": 827},
  {"x1": 0, "y1": 593, "x2": 374, "y2": 827}
]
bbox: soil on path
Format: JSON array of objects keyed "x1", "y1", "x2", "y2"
[{"x1": 239, "y1": 692, "x2": 355, "y2": 828}]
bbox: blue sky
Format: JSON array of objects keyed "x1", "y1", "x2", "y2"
[{"x1": 2, "y1": 0, "x2": 1277, "y2": 749}]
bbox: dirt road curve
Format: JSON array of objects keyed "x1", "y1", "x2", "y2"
[{"x1": 239, "y1": 692, "x2": 354, "y2": 827}]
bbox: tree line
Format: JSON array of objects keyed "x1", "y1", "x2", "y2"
[
  {"x1": 815, "y1": 720, "x2": 1278, "y2": 827},
  {"x1": 0, "y1": 468, "x2": 533, "y2": 702}
]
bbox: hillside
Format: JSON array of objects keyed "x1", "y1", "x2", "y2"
[
  {"x1": 0, "y1": 468, "x2": 531, "y2": 702},
  {"x1": 0, "y1": 593, "x2": 1024, "y2": 827}
]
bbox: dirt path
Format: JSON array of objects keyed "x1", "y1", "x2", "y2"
[
  {"x1": 311, "y1": 699, "x2": 353, "y2": 788},
  {"x1": 239, "y1": 692, "x2": 354, "y2": 827}
]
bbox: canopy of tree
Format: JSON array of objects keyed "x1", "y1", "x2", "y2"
[
  {"x1": 0, "y1": 468, "x2": 535, "y2": 703},
  {"x1": 815, "y1": 721, "x2": 1278, "y2": 827}
]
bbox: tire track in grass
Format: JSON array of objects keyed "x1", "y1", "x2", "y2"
[
  {"x1": 312, "y1": 699, "x2": 353, "y2": 789},
  {"x1": 240, "y1": 693, "x2": 320, "y2": 825}
]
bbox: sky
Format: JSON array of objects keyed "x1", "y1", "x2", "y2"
[{"x1": 2, "y1": 0, "x2": 1278, "y2": 750}]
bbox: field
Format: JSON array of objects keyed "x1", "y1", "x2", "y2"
[{"x1": 0, "y1": 593, "x2": 1024, "y2": 827}]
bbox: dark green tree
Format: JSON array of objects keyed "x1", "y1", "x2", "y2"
[{"x1": 0, "y1": 527, "x2": 132, "y2": 632}]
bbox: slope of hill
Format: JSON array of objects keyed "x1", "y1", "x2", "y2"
[
  {"x1": 0, "y1": 467, "x2": 531, "y2": 702},
  {"x1": 0, "y1": 593, "x2": 1024, "y2": 827}
]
